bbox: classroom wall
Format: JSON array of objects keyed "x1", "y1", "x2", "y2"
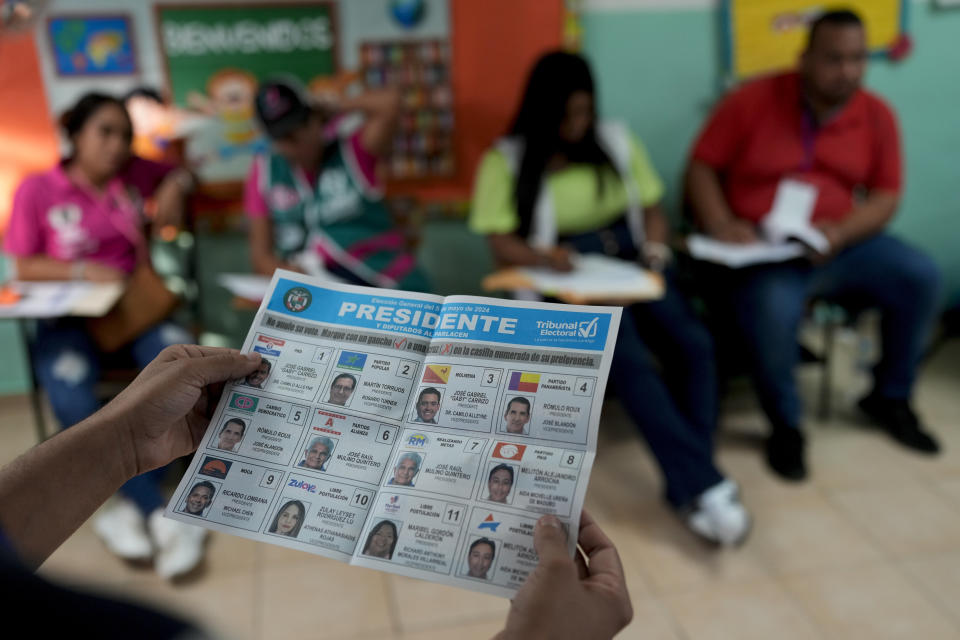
[
  {"x1": 25, "y1": 0, "x2": 560, "y2": 202},
  {"x1": 580, "y1": 0, "x2": 960, "y2": 303},
  {"x1": 0, "y1": 0, "x2": 956, "y2": 395},
  {"x1": 0, "y1": 31, "x2": 57, "y2": 394},
  {"x1": 0, "y1": 0, "x2": 561, "y2": 395}
]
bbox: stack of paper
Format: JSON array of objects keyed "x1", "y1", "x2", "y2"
[
  {"x1": 689, "y1": 179, "x2": 829, "y2": 268},
  {"x1": 484, "y1": 253, "x2": 665, "y2": 303},
  {"x1": 0, "y1": 281, "x2": 121, "y2": 318}
]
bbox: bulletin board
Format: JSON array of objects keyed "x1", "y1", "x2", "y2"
[
  {"x1": 46, "y1": 13, "x2": 138, "y2": 76},
  {"x1": 154, "y1": 2, "x2": 338, "y2": 183},
  {"x1": 723, "y1": 0, "x2": 908, "y2": 80},
  {"x1": 361, "y1": 39, "x2": 455, "y2": 181}
]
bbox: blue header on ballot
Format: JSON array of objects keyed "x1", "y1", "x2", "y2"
[{"x1": 267, "y1": 279, "x2": 613, "y2": 351}]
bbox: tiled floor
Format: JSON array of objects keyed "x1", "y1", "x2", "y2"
[{"x1": 2, "y1": 339, "x2": 958, "y2": 639}]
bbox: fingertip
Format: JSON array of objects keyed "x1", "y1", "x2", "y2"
[
  {"x1": 533, "y1": 515, "x2": 569, "y2": 557},
  {"x1": 245, "y1": 352, "x2": 262, "y2": 363},
  {"x1": 537, "y1": 514, "x2": 562, "y2": 531}
]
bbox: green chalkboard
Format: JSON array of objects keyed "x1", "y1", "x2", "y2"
[{"x1": 156, "y1": 3, "x2": 338, "y2": 106}]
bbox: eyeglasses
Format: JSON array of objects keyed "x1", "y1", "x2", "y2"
[{"x1": 332, "y1": 384, "x2": 354, "y2": 392}]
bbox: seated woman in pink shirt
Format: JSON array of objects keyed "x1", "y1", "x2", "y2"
[{"x1": 3, "y1": 92, "x2": 202, "y2": 578}]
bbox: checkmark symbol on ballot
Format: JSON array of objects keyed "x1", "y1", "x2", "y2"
[
  {"x1": 578, "y1": 317, "x2": 599, "y2": 338},
  {"x1": 394, "y1": 337, "x2": 407, "y2": 349}
]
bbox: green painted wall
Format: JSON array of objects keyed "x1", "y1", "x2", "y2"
[
  {"x1": 581, "y1": 1, "x2": 960, "y2": 303},
  {"x1": 0, "y1": 257, "x2": 32, "y2": 395}
]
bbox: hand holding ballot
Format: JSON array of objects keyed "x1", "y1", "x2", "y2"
[
  {"x1": 163, "y1": 270, "x2": 622, "y2": 598},
  {"x1": 0, "y1": 345, "x2": 631, "y2": 640},
  {"x1": 496, "y1": 512, "x2": 633, "y2": 640},
  {"x1": 0, "y1": 345, "x2": 261, "y2": 567}
]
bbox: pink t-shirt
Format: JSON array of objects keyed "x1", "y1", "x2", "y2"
[
  {"x1": 4, "y1": 157, "x2": 173, "y2": 274},
  {"x1": 244, "y1": 126, "x2": 380, "y2": 219}
]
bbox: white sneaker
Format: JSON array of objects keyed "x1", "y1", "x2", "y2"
[
  {"x1": 685, "y1": 479, "x2": 751, "y2": 546},
  {"x1": 93, "y1": 498, "x2": 154, "y2": 561},
  {"x1": 148, "y1": 509, "x2": 208, "y2": 579}
]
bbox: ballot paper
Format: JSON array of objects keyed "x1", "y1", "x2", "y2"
[
  {"x1": 689, "y1": 179, "x2": 828, "y2": 268},
  {"x1": 516, "y1": 254, "x2": 665, "y2": 301},
  {"x1": 686, "y1": 235, "x2": 808, "y2": 268},
  {"x1": 166, "y1": 270, "x2": 621, "y2": 598}
]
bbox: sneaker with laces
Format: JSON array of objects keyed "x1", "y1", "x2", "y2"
[
  {"x1": 148, "y1": 509, "x2": 208, "y2": 579},
  {"x1": 93, "y1": 498, "x2": 154, "y2": 561},
  {"x1": 685, "y1": 479, "x2": 751, "y2": 546},
  {"x1": 858, "y1": 394, "x2": 940, "y2": 454}
]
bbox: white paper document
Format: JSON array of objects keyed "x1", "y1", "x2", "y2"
[
  {"x1": 686, "y1": 235, "x2": 808, "y2": 268},
  {"x1": 166, "y1": 271, "x2": 621, "y2": 598},
  {"x1": 517, "y1": 253, "x2": 665, "y2": 300},
  {"x1": 217, "y1": 274, "x2": 273, "y2": 303},
  {"x1": 761, "y1": 179, "x2": 828, "y2": 254},
  {"x1": 689, "y1": 179, "x2": 828, "y2": 268},
  {"x1": 0, "y1": 281, "x2": 113, "y2": 318}
]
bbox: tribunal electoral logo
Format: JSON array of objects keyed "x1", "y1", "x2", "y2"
[{"x1": 283, "y1": 287, "x2": 312, "y2": 312}]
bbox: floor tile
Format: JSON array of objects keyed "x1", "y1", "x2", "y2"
[
  {"x1": 395, "y1": 618, "x2": 504, "y2": 640},
  {"x1": 0, "y1": 394, "x2": 41, "y2": 466},
  {"x1": 933, "y1": 478, "x2": 960, "y2": 511},
  {"x1": 827, "y1": 484, "x2": 960, "y2": 557},
  {"x1": 259, "y1": 557, "x2": 394, "y2": 639},
  {"x1": 613, "y1": 502, "x2": 770, "y2": 596},
  {"x1": 615, "y1": 597, "x2": 685, "y2": 640},
  {"x1": 784, "y1": 563, "x2": 959, "y2": 639},
  {"x1": 664, "y1": 579, "x2": 822, "y2": 640},
  {"x1": 899, "y1": 551, "x2": 960, "y2": 625},
  {"x1": 388, "y1": 573, "x2": 509, "y2": 632},
  {"x1": 747, "y1": 491, "x2": 884, "y2": 575}
]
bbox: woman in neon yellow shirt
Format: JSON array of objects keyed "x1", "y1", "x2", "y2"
[{"x1": 470, "y1": 51, "x2": 750, "y2": 546}]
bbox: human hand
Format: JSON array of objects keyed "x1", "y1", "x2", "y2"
[
  {"x1": 807, "y1": 222, "x2": 847, "y2": 265},
  {"x1": 707, "y1": 217, "x2": 759, "y2": 244},
  {"x1": 99, "y1": 345, "x2": 262, "y2": 478},
  {"x1": 84, "y1": 262, "x2": 127, "y2": 282},
  {"x1": 814, "y1": 222, "x2": 847, "y2": 254},
  {"x1": 541, "y1": 246, "x2": 575, "y2": 273},
  {"x1": 496, "y1": 511, "x2": 633, "y2": 640}
]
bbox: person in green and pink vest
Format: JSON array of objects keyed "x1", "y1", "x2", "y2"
[{"x1": 245, "y1": 78, "x2": 429, "y2": 292}]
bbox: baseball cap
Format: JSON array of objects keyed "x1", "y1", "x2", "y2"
[{"x1": 254, "y1": 78, "x2": 313, "y2": 139}]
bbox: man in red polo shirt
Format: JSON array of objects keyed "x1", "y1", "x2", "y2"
[{"x1": 685, "y1": 10, "x2": 941, "y2": 480}]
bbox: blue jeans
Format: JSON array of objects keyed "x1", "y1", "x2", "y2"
[
  {"x1": 609, "y1": 278, "x2": 726, "y2": 508},
  {"x1": 32, "y1": 320, "x2": 193, "y2": 514},
  {"x1": 560, "y1": 221, "x2": 725, "y2": 508},
  {"x1": 707, "y1": 233, "x2": 941, "y2": 431}
]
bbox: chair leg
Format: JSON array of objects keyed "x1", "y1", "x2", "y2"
[
  {"x1": 819, "y1": 319, "x2": 835, "y2": 421},
  {"x1": 18, "y1": 318, "x2": 48, "y2": 442},
  {"x1": 29, "y1": 385, "x2": 47, "y2": 442}
]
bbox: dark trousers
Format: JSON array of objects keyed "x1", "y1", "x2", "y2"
[
  {"x1": 700, "y1": 233, "x2": 941, "y2": 431},
  {"x1": 561, "y1": 220, "x2": 726, "y2": 508},
  {"x1": 610, "y1": 283, "x2": 725, "y2": 508}
]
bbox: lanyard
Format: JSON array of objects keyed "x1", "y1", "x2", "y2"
[{"x1": 799, "y1": 107, "x2": 818, "y2": 172}]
